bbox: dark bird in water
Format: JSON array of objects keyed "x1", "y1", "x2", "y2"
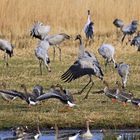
[{"x1": 61, "y1": 35, "x2": 103, "y2": 99}]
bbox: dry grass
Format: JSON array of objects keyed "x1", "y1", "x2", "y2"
[{"x1": 0, "y1": 0, "x2": 139, "y2": 130}]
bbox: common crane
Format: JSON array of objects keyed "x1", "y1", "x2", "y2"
[
  {"x1": 121, "y1": 20, "x2": 138, "y2": 42},
  {"x1": 61, "y1": 34, "x2": 103, "y2": 99},
  {"x1": 0, "y1": 39, "x2": 14, "y2": 66},
  {"x1": 98, "y1": 44, "x2": 116, "y2": 67},
  {"x1": 131, "y1": 31, "x2": 140, "y2": 51},
  {"x1": 45, "y1": 33, "x2": 70, "y2": 61},
  {"x1": 115, "y1": 62, "x2": 129, "y2": 88},
  {"x1": 35, "y1": 40, "x2": 51, "y2": 75},
  {"x1": 37, "y1": 84, "x2": 75, "y2": 108},
  {"x1": 30, "y1": 21, "x2": 50, "y2": 40},
  {"x1": 84, "y1": 10, "x2": 94, "y2": 45},
  {"x1": 113, "y1": 18, "x2": 124, "y2": 38},
  {"x1": 113, "y1": 18, "x2": 124, "y2": 29}
]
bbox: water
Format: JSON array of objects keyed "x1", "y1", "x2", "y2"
[{"x1": 0, "y1": 129, "x2": 140, "y2": 140}]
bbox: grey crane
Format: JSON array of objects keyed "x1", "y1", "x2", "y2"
[
  {"x1": 131, "y1": 31, "x2": 140, "y2": 51},
  {"x1": 61, "y1": 34, "x2": 104, "y2": 99},
  {"x1": 84, "y1": 10, "x2": 94, "y2": 45},
  {"x1": 113, "y1": 18, "x2": 124, "y2": 38},
  {"x1": 35, "y1": 40, "x2": 51, "y2": 75},
  {"x1": 0, "y1": 39, "x2": 14, "y2": 66},
  {"x1": 113, "y1": 18, "x2": 124, "y2": 29},
  {"x1": 37, "y1": 84, "x2": 75, "y2": 108},
  {"x1": 121, "y1": 20, "x2": 138, "y2": 42},
  {"x1": 30, "y1": 21, "x2": 50, "y2": 40},
  {"x1": 115, "y1": 62, "x2": 129, "y2": 88},
  {"x1": 98, "y1": 44, "x2": 116, "y2": 67},
  {"x1": 0, "y1": 84, "x2": 44, "y2": 107},
  {"x1": 45, "y1": 33, "x2": 70, "y2": 61}
]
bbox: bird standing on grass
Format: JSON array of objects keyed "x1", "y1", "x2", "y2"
[
  {"x1": 0, "y1": 39, "x2": 14, "y2": 67},
  {"x1": 115, "y1": 62, "x2": 129, "y2": 89},
  {"x1": 30, "y1": 21, "x2": 51, "y2": 40},
  {"x1": 121, "y1": 20, "x2": 138, "y2": 43},
  {"x1": 84, "y1": 10, "x2": 94, "y2": 45},
  {"x1": 45, "y1": 33, "x2": 70, "y2": 61},
  {"x1": 61, "y1": 35, "x2": 103, "y2": 99},
  {"x1": 98, "y1": 44, "x2": 116, "y2": 67},
  {"x1": 131, "y1": 31, "x2": 140, "y2": 51},
  {"x1": 35, "y1": 40, "x2": 51, "y2": 75}
]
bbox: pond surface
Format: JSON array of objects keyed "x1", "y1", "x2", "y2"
[{"x1": 0, "y1": 129, "x2": 140, "y2": 140}]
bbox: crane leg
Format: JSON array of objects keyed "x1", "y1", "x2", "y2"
[
  {"x1": 53, "y1": 47, "x2": 56, "y2": 61},
  {"x1": 57, "y1": 46, "x2": 61, "y2": 61},
  {"x1": 121, "y1": 34, "x2": 126, "y2": 42},
  {"x1": 83, "y1": 79, "x2": 94, "y2": 99},
  {"x1": 39, "y1": 60, "x2": 42, "y2": 75},
  {"x1": 75, "y1": 77, "x2": 91, "y2": 95},
  {"x1": 4, "y1": 52, "x2": 8, "y2": 67}
]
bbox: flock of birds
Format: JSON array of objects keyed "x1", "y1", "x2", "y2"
[
  {"x1": 0, "y1": 10, "x2": 140, "y2": 140},
  {"x1": 0, "y1": 10, "x2": 139, "y2": 108}
]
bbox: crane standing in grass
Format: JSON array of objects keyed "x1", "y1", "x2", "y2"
[
  {"x1": 35, "y1": 40, "x2": 51, "y2": 75},
  {"x1": 84, "y1": 10, "x2": 94, "y2": 46},
  {"x1": 0, "y1": 39, "x2": 14, "y2": 66},
  {"x1": 30, "y1": 21, "x2": 51, "y2": 40},
  {"x1": 61, "y1": 35, "x2": 103, "y2": 99},
  {"x1": 115, "y1": 62, "x2": 129, "y2": 89},
  {"x1": 45, "y1": 33, "x2": 70, "y2": 61},
  {"x1": 98, "y1": 44, "x2": 116, "y2": 67},
  {"x1": 113, "y1": 18, "x2": 124, "y2": 38},
  {"x1": 121, "y1": 20, "x2": 138, "y2": 43},
  {"x1": 131, "y1": 31, "x2": 140, "y2": 51}
]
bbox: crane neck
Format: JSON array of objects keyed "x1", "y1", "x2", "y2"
[{"x1": 78, "y1": 38, "x2": 85, "y2": 58}]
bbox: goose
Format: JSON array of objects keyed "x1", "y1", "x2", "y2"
[
  {"x1": 131, "y1": 98, "x2": 140, "y2": 107},
  {"x1": 35, "y1": 40, "x2": 51, "y2": 75},
  {"x1": 115, "y1": 81, "x2": 133, "y2": 106},
  {"x1": 0, "y1": 82, "x2": 17, "y2": 102},
  {"x1": 0, "y1": 39, "x2": 14, "y2": 66},
  {"x1": 54, "y1": 124, "x2": 80, "y2": 140},
  {"x1": 61, "y1": 34, "x2": 103, "y2": 99},
  {"x1": 12, "y1": 124, "x2": 41, "y2": 140},
  {"x1": 115, "y1": 62, "x2": 129, "y2": 88},
  {"x1": 44, "y1": 33, "x2": 70, "y2": 61},
  {"x1": 102, "y1": 81, "x2": 118, "y2": 103},
  {"x1": 0, "y1": 84, "x2": 44, "y2": 106},
  {"x1": 98, "y1": 44, "x2": 116, "y2": 67},
  {"x1": 37, "y1": 84, "x2": 75, "y2": 107},
  {"x1": 80, "y1": 120, "x2": 93, "y2": 139},
  {"x1": 30, "y1": 21, "x2": 51, "y2": 40}
]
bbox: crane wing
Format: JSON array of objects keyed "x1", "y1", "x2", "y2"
[{"x1": 61, "y1": 60, "x2": 96, "y2": 83}]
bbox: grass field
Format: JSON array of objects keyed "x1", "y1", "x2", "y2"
[{"x1": 0, "y1": 0, "x2": 139, "y2": 130}]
